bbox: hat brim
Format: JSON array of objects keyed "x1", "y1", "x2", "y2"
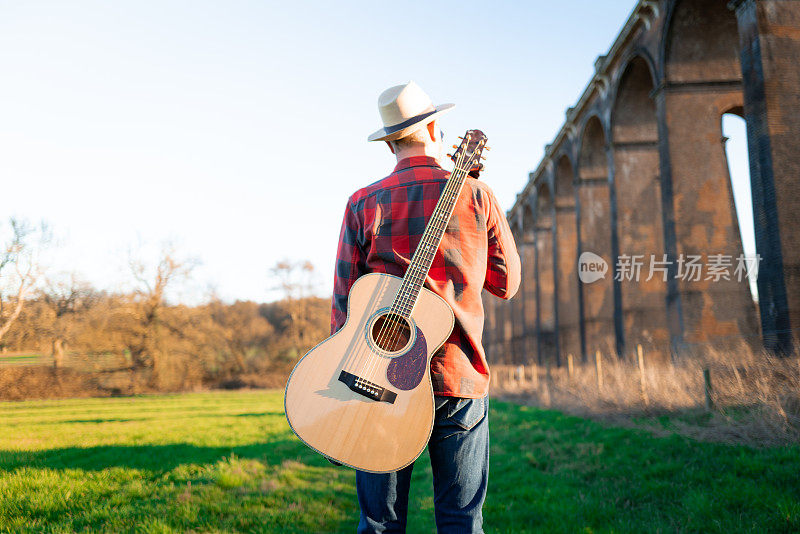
[{"x1": 367, "y1": 103, "x2": 455, "y2": 142}]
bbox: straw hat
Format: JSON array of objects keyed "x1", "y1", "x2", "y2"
[{"x1": 367, "y1": 81, "x2": 455, "y2": 142}]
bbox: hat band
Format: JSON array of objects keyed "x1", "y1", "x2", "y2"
[{"x1": 383, "y1": 109, "x2": 438, "y2": 135}]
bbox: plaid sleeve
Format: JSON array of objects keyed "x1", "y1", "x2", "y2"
[
  {"x1": 484, "y1": 187, "x2": 521, "y2": 299},
  {"x1": 331, "y1": 199, "x2": 366, "y2": 334}
]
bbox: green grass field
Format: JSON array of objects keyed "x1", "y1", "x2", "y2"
[{"x1": 0, "y1": 390, "x2": 797, "y2": 533}]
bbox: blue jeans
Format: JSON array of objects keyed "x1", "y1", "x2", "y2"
[{"x1": 356, "y1": 395, "x2": 489, "y2": 534}]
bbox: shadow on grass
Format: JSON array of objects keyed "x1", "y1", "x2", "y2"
[
  {"x1": 0, "y1": 438, "x2": 359, "y2": 533},
  {"x1": 3, "y1": 411, "x2": 286, "y2": 427},
  {"x1": 0, "y1": 437, "x2": 316, "y2": 473}
]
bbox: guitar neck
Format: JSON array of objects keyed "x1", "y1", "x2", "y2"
[{"x1": 389, "y1": 164, "x2": 470, "y2": 319}]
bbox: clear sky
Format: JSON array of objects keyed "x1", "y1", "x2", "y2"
[{"x1": 0, "y1": 1, "x2": 753, "y2": 303}]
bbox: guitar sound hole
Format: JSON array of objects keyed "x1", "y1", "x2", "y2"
[{"x1": 371, "y1": 313, "x2": 412, "y2": 353}]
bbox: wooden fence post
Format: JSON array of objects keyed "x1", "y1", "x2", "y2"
[
  {"x1": 543, "y1": 360, "x2": 552, "y2": 407},
  {"x1": 732, "y1": 365, "x2": 743, "y2": 390},
  {"x1": 637, "y1": 344, "x2": 649, "y2": 407},
  {"x1": 595, "y1": 350, "x2": 603, "y2": 389},
  {"x1": 703, "y1": 367, "x2": 714, "y2": 411},
  {"x1": 567, "y1": 354, "x2": 574, "y2": 379},
  {"x1": 531, "y1": 363, "x2": 539, "y2": 390}
]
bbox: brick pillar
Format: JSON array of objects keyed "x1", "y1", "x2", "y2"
[
  {"x1": 502, "y1": 295, "x2": 513, "y2": 364},
  {"x1": 731, "y1": 0, "x2": 798, "y2": 352},
  {"x1": 521, "y1": 238, "x2": 536, "y2": 364},
  {"x1": 493, "y1": 281, "x2": 506, "y2": 362},
  {"x1": 533, "y1": 222, "x2": 542, "y2": 365},
  {"x1": 512, "y1": 228, "x2": 526, "y2": 364},
  {"x1": 555, "y1": 187, "x2": 581, "y2": 363},
  {"x1": 655, "y1": 88, "x2": 686, "y2": 357},
  {"x1": 574, "y1": 178, "x2": 588, "y2": 362},
  {"x1": 535, "y1": 223, "x2": 556, "y2": 365},
  {"x1": 481, "y1": 290, "x2": 494, "y2": 362},
  {"x1": 611, "y1": 57, "x2": 670, "y2": 360},
  {"x1": 576, "y1": 177, "x2": 616, "y2": 357},
  {"x1": 662, "y1": 86, "x2": 761, "y2": 351},
  {"x1": 606, "y1": 143, "x2": 625, "y2": 358},
  {"x1": 612, "y1": 138, "x2": 670, "y2": 358},
  {"x1": 550, "y1": 194, "x2": 562, "y2": 367},
  {"x1": 662, "y1": 0, "x2": 761, "y2": 353}
]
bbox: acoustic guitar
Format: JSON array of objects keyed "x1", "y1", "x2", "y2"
[{"x1": 284, "y1": 130, "x2": 488, "y2": 473}]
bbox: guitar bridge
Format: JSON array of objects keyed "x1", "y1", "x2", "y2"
[{"x1": 339, "y1": 370, "x2": 397, "y2": 404}]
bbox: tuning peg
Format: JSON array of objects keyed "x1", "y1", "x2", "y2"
[
  {"x1": 452, "y1": 144, "x2": 458, "y2": 149},
  {"x1": 446, "y1": 153, "x2": 453, "y2": 159},
  {"x1": 484, "y1": 146, "x2": 491, "y2": 151},
  {"x1": 458, "y1": 136, "x2": 464, "y2": 140}
]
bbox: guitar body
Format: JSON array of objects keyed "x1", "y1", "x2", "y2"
[{"x1": 284, "y1": 272, "x2": 454, "y2": 473}]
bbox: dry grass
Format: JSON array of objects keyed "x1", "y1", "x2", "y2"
[{"x1": 491, "y1": 346, "x2": 800, "y2": 447}]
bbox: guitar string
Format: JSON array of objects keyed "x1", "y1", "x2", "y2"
[
  {"x1": 354, "y1": 143, "x2": 473, "y2": 384},
  {"x1": 365, "y1": 142, "x2": 481, "y2": 384},
  {"x1": 364, "y1": 143, "x2": 475, "y2": 381},
  {"x1": 376, "y1": 139, "x2": 487, "y2": 376},
  {"x1": 361, "y1": 168, "x2": 468, "y2": 386},
  {"x1": 376, "y1": 138, "x2": 483, "y2": 350},
  {"x1": 357, "y1": 144, "x2": 472, "y2": 385},
  {"x1": 360, "y1": 142, "x2": 479, "y2": 384},
  {"x1": 382, "y1": 160, "x2": 471, "y2": 343},
  {"x1": 364, "y1": 163, "x2": 467, "y2": 383}
]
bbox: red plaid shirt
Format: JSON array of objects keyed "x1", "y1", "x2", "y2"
[{"x1": 331, "y1": 156, "x2": 520, "y2": 398}]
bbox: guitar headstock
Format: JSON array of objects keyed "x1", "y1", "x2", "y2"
[{"x1": 448, "y1": 129, "x2": 489, "y2": 178}]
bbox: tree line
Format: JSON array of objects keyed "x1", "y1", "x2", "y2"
[{"x1": 0, "y1": 218, "x2": 330, "y2": 398}]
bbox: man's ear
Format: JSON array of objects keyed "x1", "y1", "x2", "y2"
[
  {"x1": 385, "y1": 140, "x2": 395, "y2": 154},
  {"x1": 427, "y1": 121, "x2": 436, "y2": 142}
]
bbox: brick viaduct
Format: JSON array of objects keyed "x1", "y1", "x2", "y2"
[{"x1": 483, "y1": 0, "x2": 799, "y2": 366}]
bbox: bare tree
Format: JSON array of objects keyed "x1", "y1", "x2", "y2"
[
  {"x1": 40, "y1": 274, "x2": 98, "y2": 368},
  {"x1": 269, "y1": 259, "x2": 319, "y2": 358},
  {"x1": 128, "y1": 244, "x2": 197, "y2": 381},
  {"x1": 0, "y1": 218, "x2": 50, "y2": 346}
]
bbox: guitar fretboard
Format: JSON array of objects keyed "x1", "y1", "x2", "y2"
[{"x1": 389, "y1": 163, "x2": 471, "y2": 318}]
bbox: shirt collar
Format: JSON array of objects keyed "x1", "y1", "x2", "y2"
[{"x1": 393, "y1": 156, "x2": 443, "y2": 173}]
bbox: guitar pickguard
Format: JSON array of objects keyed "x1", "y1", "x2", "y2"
[{"x1": 385, "y1": 326, "x2": 427, "y2": 390}]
